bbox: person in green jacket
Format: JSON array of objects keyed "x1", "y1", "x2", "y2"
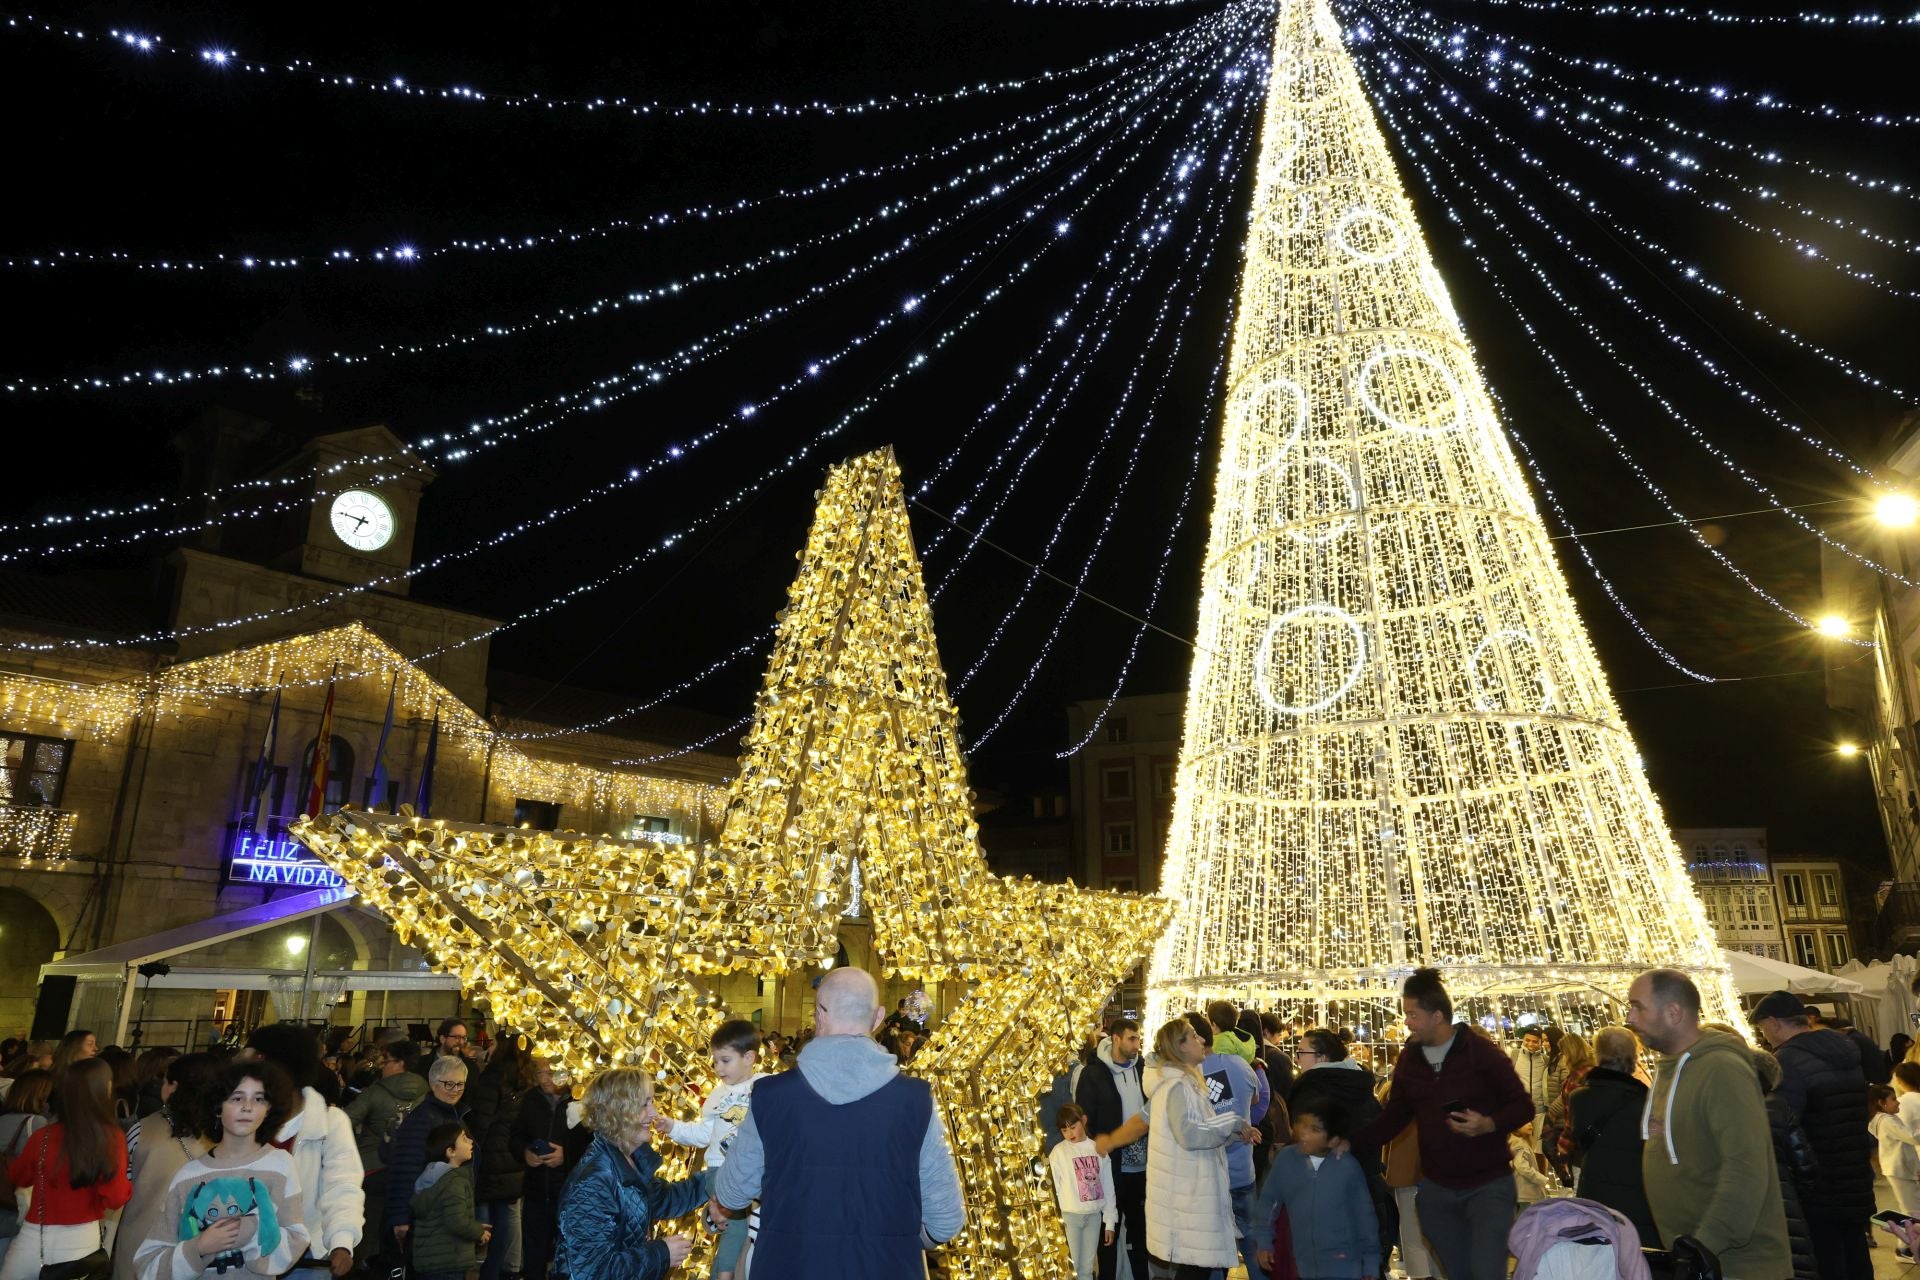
[
  {"x1": 1625, "y1": 969, "x2": 1791, "y2": 1279},
  {"x1": 411, "y1": 1122, "x2": 490, "y2": 1280}
]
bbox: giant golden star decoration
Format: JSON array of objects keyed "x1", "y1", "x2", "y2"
[{"x1": 295, "y1": 447, "x2": 1168, "y2": 1279}]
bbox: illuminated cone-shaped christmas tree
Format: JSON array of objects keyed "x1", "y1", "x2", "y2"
[{"x1": 1146, "y1": 0, "x2": 1736, "y2": 1029}]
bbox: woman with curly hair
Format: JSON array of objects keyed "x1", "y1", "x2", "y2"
[
  {"x1": 555, "y1": 1067, "x2": 710, "y2": 1280},
  {"x1": 0, "y1": 1059, "x2": 130, "y2": 1280},
  {"x1": 134, "y1": 1060, "x2": 309, "y2": 1280}
]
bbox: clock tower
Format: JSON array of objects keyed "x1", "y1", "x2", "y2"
[{"x1": 277, "y1": 425, "x2": 434, "y2": 594}]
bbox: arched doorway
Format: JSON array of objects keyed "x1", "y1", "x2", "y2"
[{"x1": 0, "y1": 889, "x2": 60, "y2": 1037}]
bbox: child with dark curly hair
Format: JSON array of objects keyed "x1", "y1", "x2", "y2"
[{"x1": 134, "y1": 1061, "x2": 310, "y2": 1280}]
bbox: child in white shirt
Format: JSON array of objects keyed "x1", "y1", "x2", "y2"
[
  {"x1": 1873, "y1": 1084, "x2": 1920, "y2": 1214},
  {"x1": 653, "y1": 1020, "x2": 765, "y2": 1280},
  {"x1": 1895, "y1": 1062, "x2": 1920, "y2": 1140},
  {"x1": 1048, "y1": 1105, "x2": 1115, "y2": 1280}
]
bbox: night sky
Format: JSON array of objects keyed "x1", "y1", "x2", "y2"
[{"x1": 2, "y1": 2, "x2": 1913, "y2": 874}]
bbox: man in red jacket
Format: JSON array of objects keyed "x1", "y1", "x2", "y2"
[{"x1": 1349, "y1": 968, "x2": 1533, "y2": 1280}]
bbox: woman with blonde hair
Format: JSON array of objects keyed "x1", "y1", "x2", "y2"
[
  {"x1": 555, "y1": 1067, "x2": 709, "y2": 1280},
  {"x1": 1143, "y1": 1018, "x2": 1259, "y2": 1279},
  {"x1": 1543, "y1": 1032, "x2": 1595, "y2": 1178}
]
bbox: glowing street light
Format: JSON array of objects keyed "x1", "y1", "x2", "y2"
[
  {"x1": 1837, "y1": 742, "x2": 1862, "y2": 757},
  {"x1": 1815, "y1": 614, "x2": 1852, "y2": 638},
  {"x1": 1877, "y1": 493, "x2": 1920, "y2": 528}
]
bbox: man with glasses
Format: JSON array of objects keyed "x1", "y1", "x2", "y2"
[{"x1": 385, "y1": 1056, "x2": 472, "y2": 1250}]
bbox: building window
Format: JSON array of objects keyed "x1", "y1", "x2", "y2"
[
  {"x1": 1102, "y1": 765, "x2": 1133, "y2": 801},
  {"x1": 1792, "y1": 932, "x2": 1818, "y2": 968},
  {"x1": 0, "y1": 733, "x2": 73, "y2": 807},
  {"x1": 1105, "y1": 717, "x2": 1129, "y2": 744},
  {"x1": 514, "y1": 798, "x2": 562, "y2": 831},
  {"x1": 1782, "y1": 874, "x2": 1807, "y2": 909},
  {"x1": 1154, "y1": 763, "x2": 1175, "y2": 798},
  {"x1": 1814, "y1": 872, "x2": 1840, "y2": 907},
  {"x1": 1105, "y1": 822, "x2": 1135, "y2": 854},
  {"x1": 1825, "y1": 932, "x2": 1851, "y2": 968}
]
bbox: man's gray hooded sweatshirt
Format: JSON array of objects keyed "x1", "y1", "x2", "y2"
[{"x1": 715, "y1": 1034, "x2": 966, "y2": 1249}]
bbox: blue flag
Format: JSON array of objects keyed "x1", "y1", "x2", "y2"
[
  {"x1": 369, "y1": 675, "x2": 397, "y2": 809},
  {"x1": 250, "y1": 689, "x2": 281, "y2": 825}
]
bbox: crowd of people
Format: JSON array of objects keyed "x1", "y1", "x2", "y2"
[
  {"x1": 1, "y1": 961, "x2": 1915, "y2": 1280},
  {"x1": 0, "y1": 969, "x2": 965, "y2": 1280},
  {"x1": 1050, "y1": 968, "x2": 1910, "y2": 1280}
]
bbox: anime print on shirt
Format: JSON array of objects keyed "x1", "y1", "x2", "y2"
[
  {"x1": 179, "y1": 1176, "x2": 283, "y2": 1275},
  {"x1": 713, "y1": 1094, "x2": 752, "y2": 1165}
]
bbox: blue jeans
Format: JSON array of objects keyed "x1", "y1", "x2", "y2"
[
  {"x1": 477, "y1": 1200, "x2": 520, "y2": 1280},
  {"x1": 1231, "y1": 1182, "x2": 1264, "y2": 1280}
]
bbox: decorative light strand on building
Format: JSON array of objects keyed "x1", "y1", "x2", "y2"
[
  {"x1": 1363, "y1": 55, "x2": 1916, "y2": 605},
  {"x1": 1467, "y1": 0, "x2": 1919, "y2": 26},
  {"x1": 1147, "y1": 0, "x2": 1738, "y2": 1032}
]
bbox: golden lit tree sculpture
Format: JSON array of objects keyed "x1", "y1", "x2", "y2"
[
  {"x1": 1145, "y1": 0, "x2": 1736, "y2": 1030},
  {"x1": 296, "y1": 447, "x2": 1166, "y2": 1280}
]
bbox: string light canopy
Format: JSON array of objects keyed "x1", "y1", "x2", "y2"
[
  {"x1": 294, "y1": 447, "x2": 1166, "y2": 1280},
  {"x1": 1147, "y1": 0, "x2": 1739, "y2": 1031}
]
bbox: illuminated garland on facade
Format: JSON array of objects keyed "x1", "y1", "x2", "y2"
[
  {"x1": 1147, "y1": 0, "x2": 1737, "y2": 1028},
  {"x1": 295, "y1": 448, "x2": 1166, "y2": 1280}
]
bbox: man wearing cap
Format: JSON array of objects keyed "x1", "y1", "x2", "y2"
[{"x1": 1752, "y1": 989, "x2": 1875, "y2": 1280}]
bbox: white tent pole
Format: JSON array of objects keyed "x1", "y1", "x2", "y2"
[
  {"x1": 295, "y1": 914, "x2": 322, "y2": 1024},
  {"x1": 114, "y1": 965, "x2": 139, "y2": 1045}
]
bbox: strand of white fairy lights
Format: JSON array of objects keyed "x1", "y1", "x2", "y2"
[
  {"x1": 1366, "y1": 8, "x2": 1920, "y2": 211},
  {"x1": 1360, "y1": 1, "x2": 1920, "y2": 127},
  {"x1": 519, "y1": 87, "x2": 1248, "y2": 750},
  {"x1": 0, "y1": 15, "x2": 1250, "y2": 564},
  {"x1": 1407, "y1": 35, "x2": 1920, "y2": 260},
  {"x1": 963, "y1": 95, "x2": 1256, "y2": 742},
  {"x1": 1357, "y1": 21, "x2": 1920, "y2": 300},
  {"x1": 3, "y1": 14, "x2": 1257, "y2": 663},
  {"x1": 0, "y1": 20, "x2": 1187, "y2": 276},
  {"x1": 2, "y1": 10, "x2": 1191, "y2": 124},
  {"x1": 1345, "y1": 44, "x2": 1768, "y2": 671},
  {"x1": 1358, "y1": 50, "x2": 1904, "y2": 626},
  {"x1": 3, "y1": 29, "x2": 1223, "y2": 398},
  {"x1": 1347, "y1": 33, "x2": 1918, "y2": 407},
  {"x1": 1362, "y1": 39, "x2": 1901, "y2": 481},
  {"x1": 0, "y1": 37, "x2": 1220, "y2": 571},
  {"x1": 1462, "y1": 0, "x2": 1919, "y2": 26},
  {"x1": 132, "y1": 83, "x2": 1217, "y2": 703},
  {"x1": 945, "y1": 56, "x2": 1255, "y2": 662}
]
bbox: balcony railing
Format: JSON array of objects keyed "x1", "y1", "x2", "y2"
[{"x1": 0, "y1": 805, "x2": 75, "y2": 860}]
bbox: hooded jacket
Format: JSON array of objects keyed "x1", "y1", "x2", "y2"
[
  {"x1": 1143, "y1": 1061, "x2": 1243, "y2": 1269},
  {"x1": 275, "y1": 1085, "x2": 364, "y2": 1260},
  {"x1": 714, "y1": 1034, "x2": 966, "y2": 1252},
  {"x1": 1771, "y1": 1026, "x2": 1875, "y2": 1216},
  {"x1": 410, "y1": 1161, "x2": 486, "y2": 1272},
  {"x1": 1211, "y1": 1026, "x2": 1258, "y2": 1066},
  {"x1": 1761, "y1": 1089, "x2": 1819, "y2": 1280},
  {"x1": 1565, "y1": 1066, "x2": 1655, "y2": 1247},
  {"x1": 1640, "y1": 1031, "x2": 1791, "y2": 1278},
  {"x1": 556, "y1": 1135, "x2": 708, "y2": 1280},
  {"x1": 1251, "y1": 1143, "x2": 1380, "y2": 1278},
  {"x1": 1290, "y1": 1060, "x2": 1384, "y2": 1170},
  {"x1": 344, "y1": 1071, "x2": 428, "y2": 1174},
  {"x1": 1074, "y1": 1037, "x2": 1148, "y2": 1178}
]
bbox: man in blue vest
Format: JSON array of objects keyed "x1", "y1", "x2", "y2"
[{"x1": 712, "y1": 967, "x2": 966, "y2": 1276}]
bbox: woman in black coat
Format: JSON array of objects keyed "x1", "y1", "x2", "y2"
[
  {"x1": 464, "y1": 1033, "x2": 533, "y2": 1280},
  {"x1": 1752, "y1": 1048, "x2": 1820, "y2": 1280},
  {"x1": 1565, "y1": 1029, "x2": 1658, "y2": 1248}
]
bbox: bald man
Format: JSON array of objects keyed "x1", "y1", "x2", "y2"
[{"x1": 713, "y1": 967, "x2": 965, "y2": 1277}]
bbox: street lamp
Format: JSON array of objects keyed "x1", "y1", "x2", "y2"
[
  {"x1": 285, "y1": 933, "x2": 307, "y2": 956},
  {"x1": 1838, "y1": 742, "x2": 1862, "y2": 757},
  {"x1": 1877, "y1": 493, "x2": 1920, "y2": 528},
  {"x1": 1815, "y1": 614, "x2": 1853, "y2": 639}
]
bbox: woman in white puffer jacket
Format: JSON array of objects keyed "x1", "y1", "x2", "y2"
[{"x1": 1143, "y1": 1017, "x2": 1260, "y2": 1279}]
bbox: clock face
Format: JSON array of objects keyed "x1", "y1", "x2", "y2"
[{"x1": 329, "y1": 489, "x2": 396, "y2": 552}]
